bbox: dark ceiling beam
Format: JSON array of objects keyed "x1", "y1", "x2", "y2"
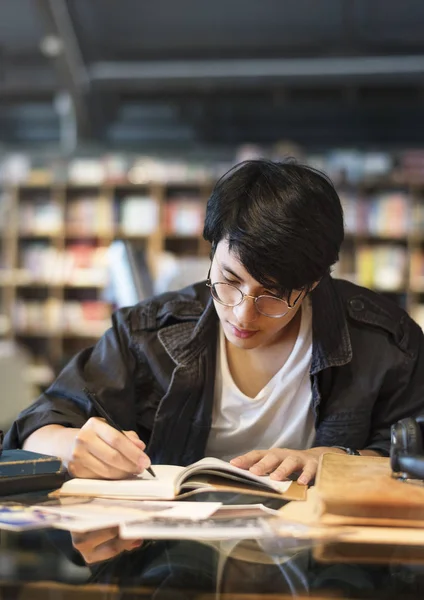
[
  {"x1": 35, "y1": 0, "x2": 91, "y2": 139},
  {"x1": 90, "y1": 55, "x2": 424, "y2": 91}
]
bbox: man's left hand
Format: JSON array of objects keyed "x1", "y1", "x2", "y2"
[{"x1": 230, "y1": 447, "x2": 346, "y2": 485}]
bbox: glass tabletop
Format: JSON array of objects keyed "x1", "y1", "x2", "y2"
[
  {"x1": 1, "y1": 490, "x2": 424, "y2": 599},
  {"x1": 2, "y1": 524, "x2": 424, "y2": 599}
]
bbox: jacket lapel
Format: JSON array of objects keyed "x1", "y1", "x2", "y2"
[{"x1": 147, "y1": 298, "x2": 218, "y2": 465}]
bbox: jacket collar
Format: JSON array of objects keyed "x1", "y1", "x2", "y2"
[
  {"x1": 157, "y1": 286, "x2": 217, "y2": 366},
  {"x1": 310, "y1": 275, "x2": 352, "y2": 374},
  {"x1": 157, "y1": 276, "x2": 352, "y2": 373}
]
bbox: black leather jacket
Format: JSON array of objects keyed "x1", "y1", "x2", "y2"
[{"x1": 5, "y1": 276, "x2": 424, "y2": 464}]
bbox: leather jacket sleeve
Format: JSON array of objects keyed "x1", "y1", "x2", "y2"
[{"x1": 364, "y1": 317, "x2": 424, "y2": 456}]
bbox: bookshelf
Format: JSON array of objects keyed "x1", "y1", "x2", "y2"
[
  {"x1": 1, "y1": 150, "x2": 424, "y2": 388},
  {"x1": 0, "y1": 177, "x2": 212, "y2": 385},
  {"x1": 335, "y1": 178, "x2": 424, "y2": 318}
]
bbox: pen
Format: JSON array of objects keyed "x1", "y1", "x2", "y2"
[{"x1": 83, "y1": 387, "x2": 156, "y2": 478}]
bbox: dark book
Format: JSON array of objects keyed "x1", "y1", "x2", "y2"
[
  {"x1": 0, "y1": 450, "x2": 62, "y2": 478},
  {"x1": 0, "y1": 472, "x2": 68, "y2": 496}
]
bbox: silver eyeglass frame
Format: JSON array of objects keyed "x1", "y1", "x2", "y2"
[{"x1": 206, "y1": 274, "x2": 303, "y2": 319}]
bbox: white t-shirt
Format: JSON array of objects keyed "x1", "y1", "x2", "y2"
[{"x1": 205, "y1": 299, "x2": 315, "y2": 461}]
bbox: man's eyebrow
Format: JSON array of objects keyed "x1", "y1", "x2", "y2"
[{"x1": 219, "y1": 262, "x2": 242, "y2": 280}]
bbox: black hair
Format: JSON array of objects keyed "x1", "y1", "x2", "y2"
[{"x1": 203, "y1": 158, "x2": 344, "y2": 296}]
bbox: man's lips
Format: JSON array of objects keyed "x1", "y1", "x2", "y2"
[{"x1": 229, "y1": 323, "x2": 258, "y2": 338}]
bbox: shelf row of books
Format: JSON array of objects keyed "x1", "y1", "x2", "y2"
[
  {"x1": 337, "y1": 245, "x2": 424, "y2": 293},
  {"x1": 13, "y1": 299, "x2": 111, "y2": 337},
  {"x1": 1, "y1": 148, "x2": 424, "y2": 187},
  {"x1": 4, "y1": 241, "x2": 424, "y2": 293},
  {"x1": 11, "y1": 195, "x2": 204, "y2": 237},
  {"x1": 0, "y1": 244, "x2": 109, "y2": 287},
  {"x1": 118, "y1": 195, "x2": 204, "y2": 236},
  {"x1": 310, "y1": 149, "x2": 424, "y2": 185},
  {"x1": 0, "y1": 154, "x2": 225, "y2": 186},
  {"x1": 18, "y1": 195, "x2": 122, "y2": 237},
  {"x1": 5, "y1": 187, "x2": 424, "y2": 242},
  {"x1": 340, "y1": 191, "x2": 420, "y2": 238}
]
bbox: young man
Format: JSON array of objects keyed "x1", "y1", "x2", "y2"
[{"x1": 5, "y1": 160, "x2": 424, "y2": 485}]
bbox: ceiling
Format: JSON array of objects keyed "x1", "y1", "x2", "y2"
[{"x1": 0, "y1": 0, "x2": 424, "y2": 150}]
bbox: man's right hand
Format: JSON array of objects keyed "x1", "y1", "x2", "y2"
[
  {"x1": 72, "y1": 527, "x2": 143, "y2": 564},
  {"x1": 67, "y1": 417, "x2": 151, "y2": 479}
]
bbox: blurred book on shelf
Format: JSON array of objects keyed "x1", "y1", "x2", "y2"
[
  {"x1": 13, "y1": 298, "x2": 62, "y2": 334},
  {"x1": 63, "y1": 244, "x2": 109, "y2": 286},
  {"x1": 13, "y1": 299, "x2": 110, "y2": 337},
  {"x1": 325, "y1": 150, "x2": 394, "y2": 185},
  {"x1": 128, "y1": 157, "x2": 215, "y2": 185},
  {"x1": 369, "y1": 192, "x2": 410, "y2": 238},
  {"x1": 340, "y1": 191, "x2": 363, "y2": 234},
  {"x1": 66, "y1": 195, "x2": 114, "y2": 236},
  {"x1": 118, "y1": 195, "x2": 158, "y2": 236},
  {"x1": 355, "y1": 245, "x2": 407, "y2": 291},
  {"x1": 18, "y1": 197, "x2": 62, "y2": 236},
  {"x1": 164, "y1": 197, "x2": 205, "y2": 236},
  {"x1": 67, "y1": 159, "x2": 105, "y2": 185},
  {"x1": 340, "y1": 191, "x2": 410, "y2": 237},
  {"x1": 235, "y1": 143, "x2": 268, "y2": 162},
  {"x1": 18, "y1": 243, "x2": 61, "y2": 284},
  {"x1": 102, "y1": 154, "x2": 130, "y2": 184},
  {"x1": 16, "y1": 244, "x2": 108, "y2": 286},
  {"x1": 62, "y1": 301, "x2": 111, "y2": 337}
]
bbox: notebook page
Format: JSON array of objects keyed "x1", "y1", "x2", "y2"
[
  {"x1": 59, "y1": 465, "x2": 185, "y2": 499},
  {"x1": 178, "y1": 457, "x2": 292, "y2": 494}
]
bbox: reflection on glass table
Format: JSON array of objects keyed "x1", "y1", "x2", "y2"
[{"x1": 2, "y1": 525, "x2": 424, "y2": 599}]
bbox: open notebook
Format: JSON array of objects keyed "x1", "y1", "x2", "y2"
[{"x1": 57, "y1": 457, "x2": 306, "y2": 501}]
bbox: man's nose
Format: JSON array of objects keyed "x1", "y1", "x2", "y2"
[{"x1": 232, "y1": 295, "x2": 258, "y2": 323}]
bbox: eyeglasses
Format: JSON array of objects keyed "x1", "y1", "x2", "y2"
[{"x1": 206, "y1": 279, "x2": 303, "y2": 318}]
